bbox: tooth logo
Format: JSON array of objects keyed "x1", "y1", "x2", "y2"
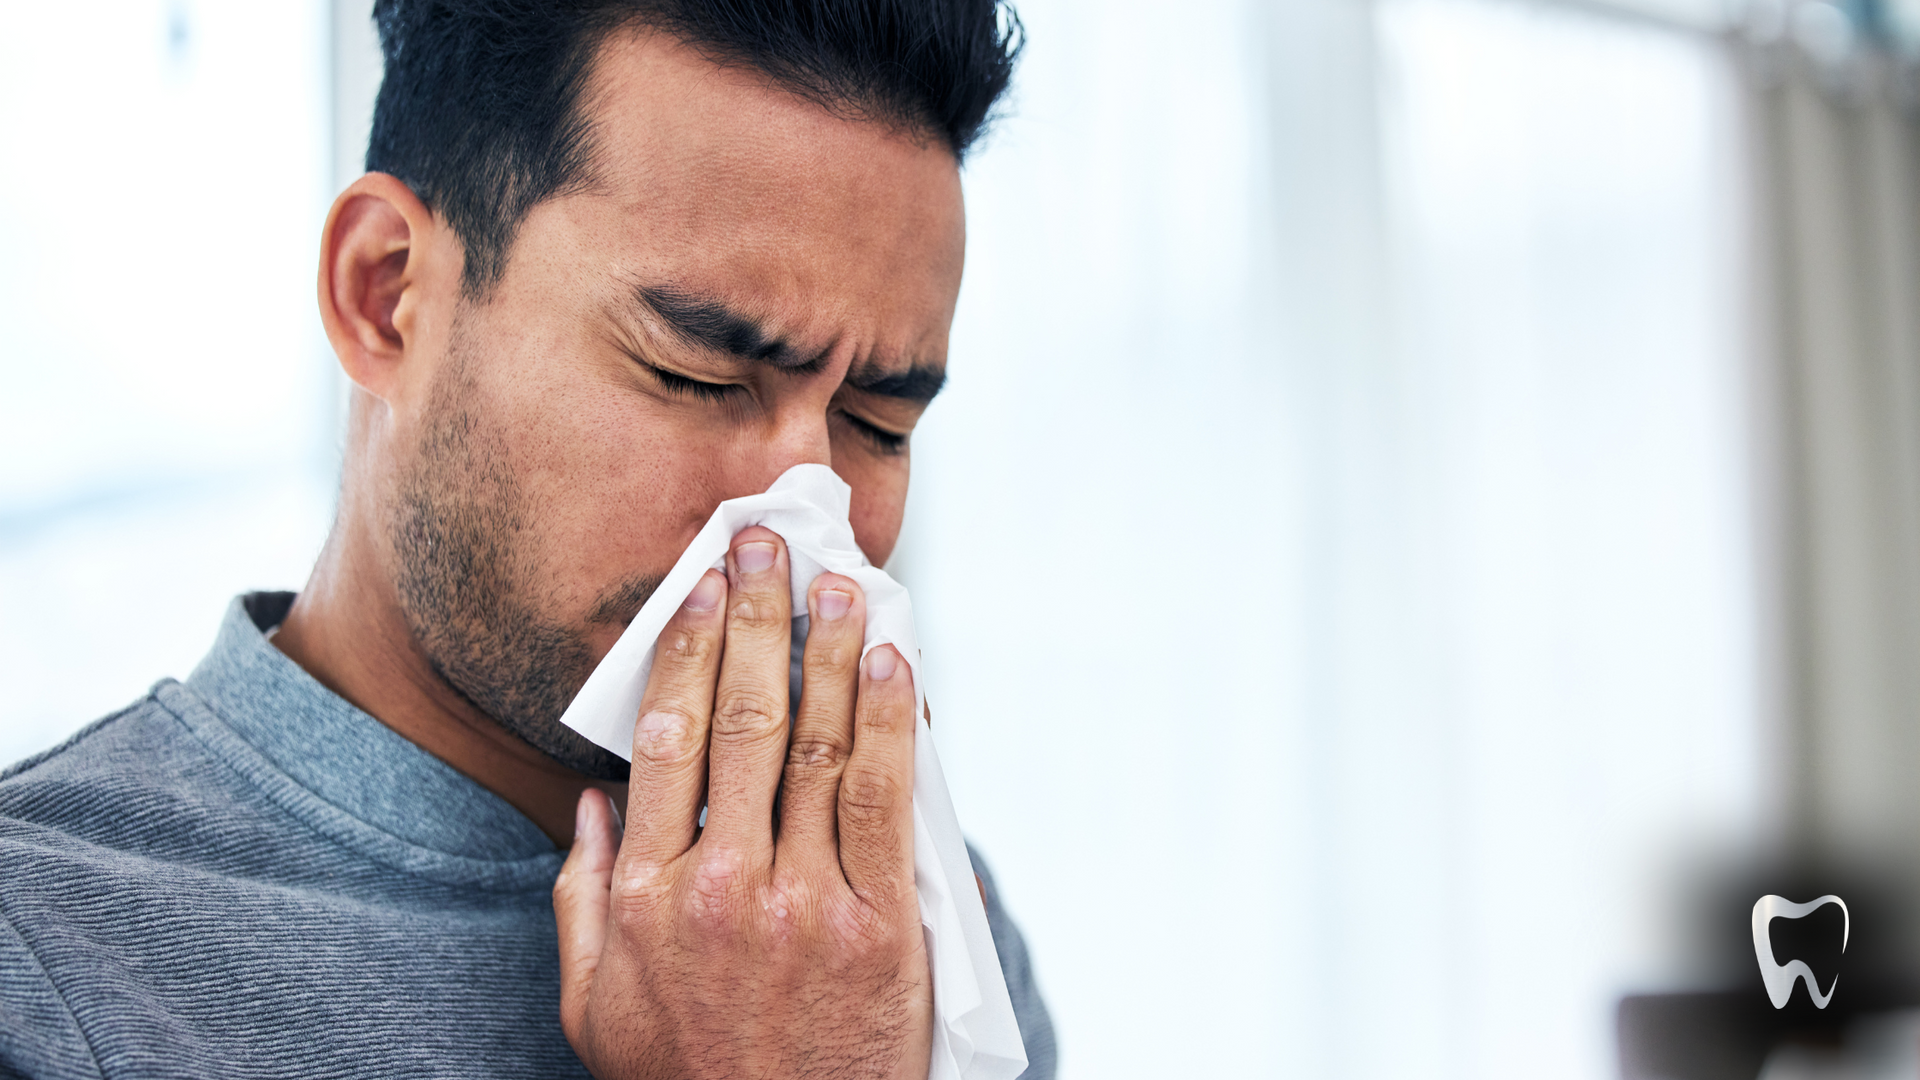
[{"x1": 1752, "y1": 894, "x2": 1848, "y2": 1009}]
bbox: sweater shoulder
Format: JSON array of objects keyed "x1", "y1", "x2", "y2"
[{"x1": 0, "y1": 687, "x2": 264, "y2": 867}]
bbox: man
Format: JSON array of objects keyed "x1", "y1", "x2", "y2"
[{"x1": 0, "y1": 1, "x2": 1055, "y2": 1077}]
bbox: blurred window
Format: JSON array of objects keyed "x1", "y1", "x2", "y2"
[
  {"x1": 0, "y1": 0, "x2": 335, "y2": 763},
  {"x1": 907, "y1": 0, "x2": 1761, "y2": 1077}
]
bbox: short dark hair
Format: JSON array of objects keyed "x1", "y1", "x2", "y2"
[{"x1": 365, "y1": 0, "x2": 1024, "y2": 296}]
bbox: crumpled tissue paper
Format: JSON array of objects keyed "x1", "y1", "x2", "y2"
[{"x1": 557, "y1": 463, "x2": 1027, "y2": 1080}]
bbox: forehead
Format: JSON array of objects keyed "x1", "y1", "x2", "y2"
[{"x1": 546, "y1": 28, "x2": 967, "y2": 356}]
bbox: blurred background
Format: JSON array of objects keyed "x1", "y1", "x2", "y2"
[{"x1": 5, "y1": 0, "x2": 1920, "y2": 1076}]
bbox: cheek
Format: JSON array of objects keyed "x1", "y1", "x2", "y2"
[{"x1": 485, "y1": 358, "x2": 731, "y2": 611}]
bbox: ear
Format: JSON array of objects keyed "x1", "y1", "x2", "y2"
[{"x1": 316, "y1": 173, "x2": 449, "y2": 403}]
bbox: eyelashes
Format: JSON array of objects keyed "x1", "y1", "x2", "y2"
[
  {"x1": 836, "y1": 410, "x2": 907, "y2": 456},
  {"x1": 646, "y1": 363, "x2": 743, "y2": 403},
  {"x1": 642, "y1": 358, "x2": 908, "y2": 456}
]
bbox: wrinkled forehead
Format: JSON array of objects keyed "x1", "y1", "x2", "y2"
[{"x1": 552, "y1": 27, "x2": 968, "y2": 360}]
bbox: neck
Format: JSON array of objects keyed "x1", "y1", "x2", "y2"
[{"x1": 271, "y1": 503, "x2": 625, "y2": 848}]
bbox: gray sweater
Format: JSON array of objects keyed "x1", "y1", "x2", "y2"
[{"x1": 0, "y1": 593, "x2": 1055, "y2": 1079}]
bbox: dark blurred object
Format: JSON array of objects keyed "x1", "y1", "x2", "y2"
[
  {"x1": 1617, "y1": 986, "x2": 1920, "y2": 1080},
  {"x1": 1618, "y1": 862, "x2": 1920, "y2": 1079}
]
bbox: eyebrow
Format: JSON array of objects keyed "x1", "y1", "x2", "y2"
[
  {"x1": 633, "y1": 282, "x2": 948, "y2": 404},
  {"x1": 847, "y1": 361, "x2": 947, "y2": 404}
]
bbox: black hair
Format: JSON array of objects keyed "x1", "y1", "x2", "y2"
[{"x1": 365, "y1": 0, "x2": 1024, "y2": 296}]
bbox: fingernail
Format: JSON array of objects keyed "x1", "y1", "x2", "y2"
[
  {"x1": 817, "y1": 588, "x2": 853, "y2": 621},
  {"x1": 866, "y1": 646, "x2": 898, "y2": 682},
  {"x1": 684, "y1": 572, "x2": 723, "y2": 612},
  {"x1": 574, "y1": 790, "x2": 590, "y2": 841},
  {"x1": 735, "y1": 541, "x2": 777, "y2": 574}
]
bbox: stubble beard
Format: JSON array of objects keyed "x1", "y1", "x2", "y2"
[{"x1": 388, "y1": 339, "x2": 656, "y2": 781}]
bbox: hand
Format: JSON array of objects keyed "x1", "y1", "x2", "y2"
[{"x1": 553, "y1": 526, "x2": 932, "y2": 1080}]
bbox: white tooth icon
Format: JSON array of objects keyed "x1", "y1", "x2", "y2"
[{"x1": 1752, "y1": 894, "x2": 1849, "y2": 1009}]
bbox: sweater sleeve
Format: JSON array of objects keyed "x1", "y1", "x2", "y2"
[
  {"x1": 0, "y1": 912, "x2": 101, "y2": 1080},
  {"x1": 967, "y1": 843, "x2": 1058, "y2": 1080}
]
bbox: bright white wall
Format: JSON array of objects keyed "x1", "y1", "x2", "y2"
[
  {"x1": 892, "y1": 0, "x2": 1316, "y2": 1074},
  {"x1": 1374, "y1": 0, "x2": 1770, "y2": 1070},
  {"x1": 901, "y1": 0, "x2": 1769, "y2": 1077},
  {"x1": 0, "y1": 0, "x2": 337, "y2": 764}
]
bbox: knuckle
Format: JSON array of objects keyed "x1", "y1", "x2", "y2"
[
  {"x1": 839, "y1": 766, "x2": 905, "y2": 823},
  {"x1": 612, "y1": 859, "x2": 671, "y2": 900},
  {"x1": 684, "y1": 849, "x2": 750, "y2": 926},
  {"x1": 712, "y1": 691, "x2": 784, "y2": 739},
  {"x1": 655, "y1": 626, "x2": 716, "y2": 668},
  {"x1": 858, "y1": 690, "x2": 911, "y2": 736},
  {"x1": 764, "y1": 873, "x2": 818, "y2": 929},
  {"x1": 829, "y1": 884, "x2": 906, "y2": 942},
  {"x1": 607, "y1": 890, "x2": 655, "y2": 937},
  {"x1": 803, "y1": 639, "x2": 854, "y2": 679},
  {"x1": 728, "y1": 594, "x2": 787, "y2": 631},
  {"x1": 631, "y1": 708, "x2": 699, "y2": 765},
  {"x1": 786, "y1": 734, "x2": 850, "y2": 771},
  {"x1": 554, "y1": 860, "x2": 603, "y2": 899}
]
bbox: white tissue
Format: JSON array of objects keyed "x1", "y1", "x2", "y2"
[{"x1": 557, "y1": 464, "x2": 1028, "y2": 1080}]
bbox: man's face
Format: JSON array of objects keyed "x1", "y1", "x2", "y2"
[{"x1": 381, "y1": 30, "x2": 966, "y2": 778}]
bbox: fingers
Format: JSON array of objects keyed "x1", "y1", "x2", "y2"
[
  {"x1": 554, "y1": 789, "x2": 621, "y2": 1035},
  {"x1": 702, "y1": 526, "x2": 794, "y2": 861},
  {"x1": 621, "y1": 568, "x2": 727, "y2": 868},
  {"x1": 837, "y1": 645, "x2": 917, "y2": 904},
  {"x1": 777, "y1": 573, "x2": 866, "y2": 863}
]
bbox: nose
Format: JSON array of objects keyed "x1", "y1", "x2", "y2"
[{"x1": 747, "y1": 397, "x2": 834, "y2": 493}]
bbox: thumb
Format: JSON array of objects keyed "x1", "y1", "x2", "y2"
[{"x1": 553, "y1": 788, "x2": 620, "y2": 1034}]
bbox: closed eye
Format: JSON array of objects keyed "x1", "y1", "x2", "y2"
[
  {"x1": 836, "y1": 409, "x2": 907, "y2": 455},
  {"x1": 641, "y1": 360, "x2": 745, "y2": 402}
]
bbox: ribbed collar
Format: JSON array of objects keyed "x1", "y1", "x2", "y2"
[{"x1": 177, "y1": 592, "x2": 560, "y2": 878}]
